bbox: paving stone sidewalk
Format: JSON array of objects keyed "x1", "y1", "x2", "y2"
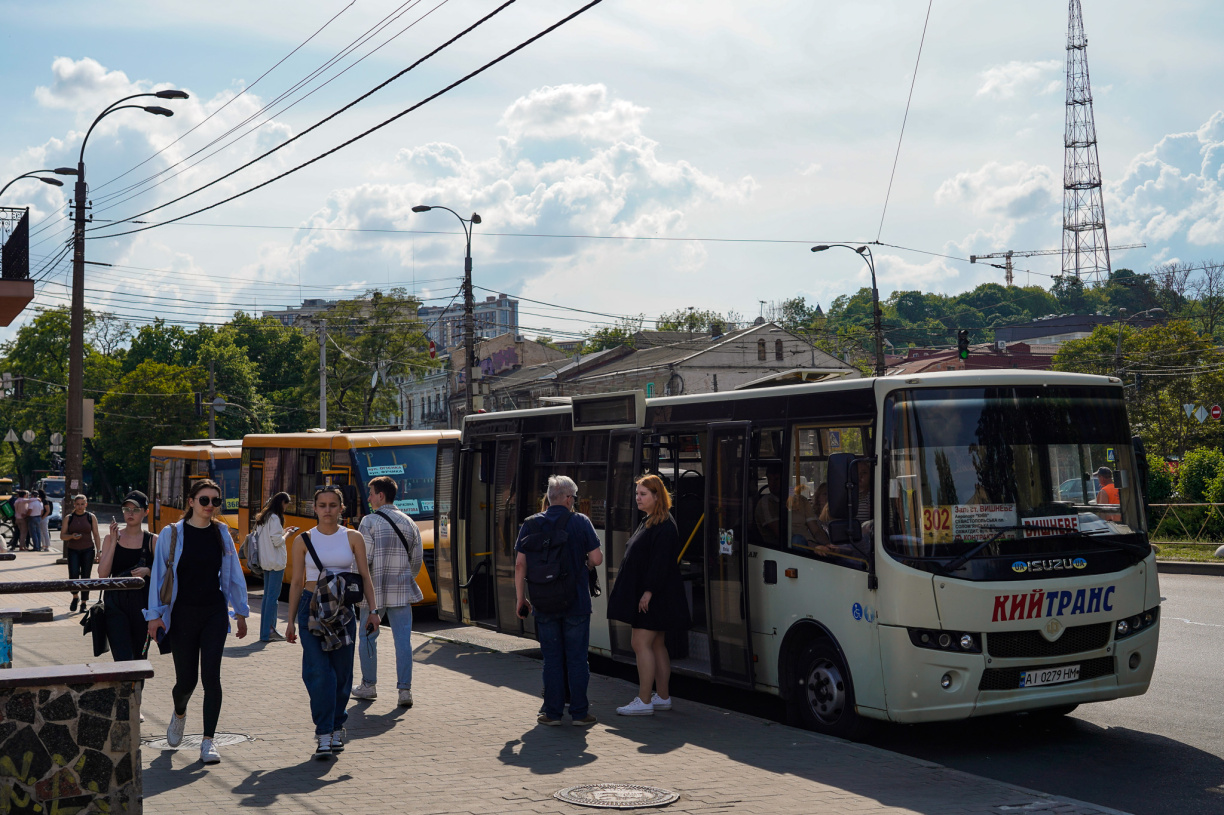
[{"x1": 3, "y1": 551, "x2": 1129, "y2": 815}]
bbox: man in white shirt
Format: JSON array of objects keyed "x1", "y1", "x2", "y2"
[
  {"x1": 25, "y1": 492, "x2": 43, "y2": 551},
  {"x1": 351, "y1": 476, "x2": 423, "y2": 708}
]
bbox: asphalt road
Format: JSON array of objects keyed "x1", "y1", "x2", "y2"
[{"x1": 552, "y1": 573, "x2": 1223, "y2": 815}]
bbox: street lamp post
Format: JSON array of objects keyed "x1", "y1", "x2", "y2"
[
  {"x1": 0, "y1": 169, "x2": 76, "y2": 200},
  {"x1": 812, "y1": 244, "x2": 885, "y2": 377},
  {"x1": 1114, "y1": 306, "x2": 1165, "y2": 380},
  {"x1": 411, "y1": 205, "x2": 481, "y2": 420},
  {"x1": 66, "y1": 90, "x2": 187, "y2": 495}
]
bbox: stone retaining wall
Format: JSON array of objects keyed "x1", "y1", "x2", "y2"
[{"x1": 0, "y1": 661, "x2": 153, "y2": 815}]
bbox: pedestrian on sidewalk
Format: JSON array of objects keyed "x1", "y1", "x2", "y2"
[
  {"x1": 285, "y1": 486, "x2": 377, "y2": 759},
  {"x1": 252, "y1": 492, "x2": 296, "y2": 642},
  {"x1": 61, "y1": 495, "x2": 102, "y2": 612},
  {"x1": 144, "y1": 479, "x2": 250, "y2": 766},
  {"x1": 12, "y1": 490, "x2": 28, "y2": 551},
  {"x1": 25, "y1": 490, "x2": 43, "y2": 552},
  {"x1": 607, "y1": 474, "x2": 691, "y2": 716},
  {"x1": 352, "y1": 476, "x2": 423, "y2": 708},
  {"x1": 514, "y1": 475, "x2": 603, "y2": 727},
  {"x1": 98, "y1": 491, "x2": 155, "y2": 661},
  {"x1": 37, "y1": 489, "x2": 51, "y2": 553}
]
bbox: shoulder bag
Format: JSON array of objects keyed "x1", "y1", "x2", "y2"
[
  {"x1": 374, "y1": 509, "x2": 419, "y2": 559},
  {"x1": 302, "y1": 531, "x2": 364, "y2": 608}
]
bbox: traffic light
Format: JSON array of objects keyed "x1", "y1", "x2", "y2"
[{"x1": 957, "y1": 330, "x2": 970, "y2": 360}]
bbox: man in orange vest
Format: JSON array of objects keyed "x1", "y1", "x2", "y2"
[{"x1": 1095, "y1": 467, "x2": 1121, "y2": 505}]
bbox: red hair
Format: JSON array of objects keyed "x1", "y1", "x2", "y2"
[{"x1": 635, "y1": 474, "x2": 672, "y2": 527}]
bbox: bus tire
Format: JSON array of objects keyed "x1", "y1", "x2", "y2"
[{"x1": 789, "y1": 639, "x2": 862, "y2": 738}]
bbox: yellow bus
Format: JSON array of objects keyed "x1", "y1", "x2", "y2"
[
  {"x1": 238, "y1": 428, "x2": 458, "y2": 605},
  {"x1": 149, "y1": 440, "x2": 244, "y2": 537}
]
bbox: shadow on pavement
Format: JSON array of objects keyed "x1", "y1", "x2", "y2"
[
  {"x1": 498, "y1": 726, "x2": 598, "y2": 774},
  {"x1": 230, "y1": 759, "x2": 353, "y2": 807}
]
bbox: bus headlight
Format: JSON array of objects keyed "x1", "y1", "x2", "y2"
[
  {"x1": 1114, "y1": 605, "x2": 1159, "y2": 640},
  {"x1": 908, "y1": 627, "x2": 981, "y2": 654}
]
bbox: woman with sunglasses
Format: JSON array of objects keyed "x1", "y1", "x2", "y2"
[
  {"x1": 145, "y1": 479, "x2": 249, "y2": 766},
  {"x1": 285, "y1": 486, "x2": 376, "y2": 760}
]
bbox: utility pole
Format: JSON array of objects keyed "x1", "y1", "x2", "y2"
[
  {"x1": 208, "y1": 360, "x2": 216, "y2": 438},
  {"x1": 65, "y1": 160, "x2": 86, "y2": 495},
  {"x1": 318, "y1": 319, "x2": 327, "y2": 430}
]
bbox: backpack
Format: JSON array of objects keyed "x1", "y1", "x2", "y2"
[
  {"x1": 518, "y1": 511, "x2": 575, "y2": 614},
  {"x1": 239, "y1": 527, "x2": 263, "y2": 577}
]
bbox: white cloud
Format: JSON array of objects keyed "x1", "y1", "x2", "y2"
[
  {"x1": 799, "y1": 162, "x2": 822, "y2": 176},
  {"x1": 935, "y1": 161, "x2": 1060, "y2": 221},
  {"x1": 976, "y1": 59, "x2": 1061, "y2": 99}
]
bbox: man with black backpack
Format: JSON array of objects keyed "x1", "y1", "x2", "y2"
[
  {"x1": 515, "y1": 475, "x2": 603, "y2": 726},
  {"x1": 352, "y1": 476, "x2": 423, "y2": 709}
]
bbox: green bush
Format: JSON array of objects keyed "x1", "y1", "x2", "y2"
[
  {"x1": 1145, "y1": 452, "x2": 1174, "y2": 504},
  {"x1": 1177, "y1": 447, "x2": 1224, "y2": 501}
]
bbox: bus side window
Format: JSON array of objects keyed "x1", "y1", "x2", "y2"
[{"x1": 750, "y1": 427, "x2": 786, "y2": 550}]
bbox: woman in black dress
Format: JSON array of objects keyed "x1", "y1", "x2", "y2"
[
  {"x1": 607, "y1": 474, "x2": 691, "y2": 716},
  {"x1": 97, "y1": 491, "x2": 155, "y2": 661}
]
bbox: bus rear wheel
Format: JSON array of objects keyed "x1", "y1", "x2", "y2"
[{"x1": 790, "y1": 640, "x2": 862, "y2": 738}]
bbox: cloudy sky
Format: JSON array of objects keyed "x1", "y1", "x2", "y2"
[{"x1": 1, "y1": 0, "x2": 1221, "y2": 342}]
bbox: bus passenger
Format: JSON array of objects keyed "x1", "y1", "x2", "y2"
[
  {"x1": 285, "y1": 487, "x2": 377, "y2": 759},
  {"x1": 252, "y1": 492, "x2": 296, "y2": 643},
  {"x1": 62, "y1": 495, "x2": 102, "y2": 611},
  {"x1": 608, "y1": 474, "x2": 692, "y2": 716},
  {"x1": 753, "y1": 466, "x2": 786, "y2": 544},
  {"x1": 352, "y1": 476, "x2": 423, "y2": 709},
  {"x1": 145, "y1": 479, "x2": 250, "y2": 766},
  {"x1": 514, "y1": 475, "x2": 603, "y2": 726}
]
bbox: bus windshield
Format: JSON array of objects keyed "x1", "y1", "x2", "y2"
[
  {"x1": 212, "y1": 458, "x2": 241, "y2": 512},
  {"x1": 885, "y1": 386, "x2": 1146, "y2": 562},
  {"x1": 351, "y1": 444, "x2": 436, "y2": 521},
  {"x1": 41, "y1": 478, "x2": 66, "y2": 500}
]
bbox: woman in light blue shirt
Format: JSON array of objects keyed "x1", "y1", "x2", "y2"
[{"x1": 145, "y1": 479, "x2": 249, "y2": 766}]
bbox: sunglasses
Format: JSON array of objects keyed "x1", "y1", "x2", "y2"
[
  {"x1": 194, "y1": 495, "x2": 223, "y2": 507},
  {"x1": 122, "y1": 506, "x2": 143, "y2": 513}
]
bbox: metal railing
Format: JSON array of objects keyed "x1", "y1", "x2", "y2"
[
  {"x1": 0, "y1": 576, "x2": 145, "y2": 668},
  {"x1": 1148, "y1": 503, "x2": 1224, "y2": 546}
]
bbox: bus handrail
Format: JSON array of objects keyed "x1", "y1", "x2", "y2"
[{"x1": 678, "y1": 514, "x2": 704, "y2": 563}]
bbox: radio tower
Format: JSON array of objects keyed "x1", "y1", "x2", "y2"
[{"x1": 1061, "y1": 0, "x2": 1111, "y2": 283}]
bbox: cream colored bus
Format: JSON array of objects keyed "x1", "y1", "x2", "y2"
[{"x1": 433, "y1": 371, "x2": 1160, "y2": 736}]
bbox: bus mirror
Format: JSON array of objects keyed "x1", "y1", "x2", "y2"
[
  {"x1": 1132, "y1": 435, "x2": 1149, "y2": 505},
  {"x1": 827, "y1": 453, "x2": 858, "y2": 522}
]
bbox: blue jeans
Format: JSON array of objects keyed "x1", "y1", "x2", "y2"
[
  {"x1": 358, "y1": 604, "x2": 414, "y2": 690},
  {"x1": 260, "y1": 570, "x2": 284, "y2": 641},
  {"x1": 535, "y1": 612, "x2": 592, "y2": 720},
  {"x1": 297, "y1": 591, "x2": 356, "y2": 735},
  {"x1": 27, "y1": 522, "x2": 41, "y2": 551}
]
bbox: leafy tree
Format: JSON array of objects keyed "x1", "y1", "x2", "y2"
[
  {"x1": 655, "y1": 308, "x2": 728, "y2": 333},
  {"x1": 1177, "y1": 446, "x2": 1224, "y2": 502},
  {"x1": 584, "y1": 315, "x2": 643, "y2": 351}
]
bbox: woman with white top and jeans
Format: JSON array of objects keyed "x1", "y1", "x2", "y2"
[
  {"x1": 145, "y1": 479, "x2": 249, "y2": 766},
  {"x1": 285, "y1": 486, "x2": 377, "y2": 759},
  {"x1": 252, "y1": 492, "x2": 297, "y2": 642}
]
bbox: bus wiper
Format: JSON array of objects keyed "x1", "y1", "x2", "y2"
[
  {"x1": 940, "y1": 525, "x2": 1027, "y2": 575},
  {"x1": 1045, "y1": 527, "x2": 1151, "y2": 556}
]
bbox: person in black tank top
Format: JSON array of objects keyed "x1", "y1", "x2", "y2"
[{"x1": 98, "y1": 492, "x2": 156, "y2": 663}]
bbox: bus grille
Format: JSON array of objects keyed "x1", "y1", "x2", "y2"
[
  {"x1": 978, "y1": 656, "x2": 1115, "y2": 691},
  {"x1": 986, "y1": 622, "x2": 1111, "y2": 659}
]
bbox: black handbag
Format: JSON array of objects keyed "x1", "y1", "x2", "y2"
[
  {"x1": 588, "y1": 566, "x2": 601, "y2": 598},
  {"x1": 80, "y1": 601, "x2": 109, "y2": 657},
  {"x1": 302, "y1": 532, "x2": 363, "y2": 607}
]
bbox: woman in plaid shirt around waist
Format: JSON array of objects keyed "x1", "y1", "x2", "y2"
[{"x1": 351, "y1": 475, "x2": 423, "y2": 709}]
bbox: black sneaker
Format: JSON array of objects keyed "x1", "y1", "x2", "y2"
[{"x1": 69, "y1": 597, "x2": 78, "y2": 612}]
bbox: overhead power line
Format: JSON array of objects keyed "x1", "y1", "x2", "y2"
[
  {"x1": 877, "y1": 0, "x2": 934, "y2": 241},
  {"x1": 90, "y1": 0, "x2": 607, "y2": 240}
]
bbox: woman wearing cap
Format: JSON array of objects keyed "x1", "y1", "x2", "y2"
[
  {"x1": 98, "y1": 492, "x2": 156, "y2": 662},
  {"x1": 61, "y1": 495, "x2": 102, "y2": 612}
]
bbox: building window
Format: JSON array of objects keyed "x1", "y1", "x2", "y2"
[
  {"x1": 775, "y1": 339, "x2": 784, "y2": 361},
  {"x1": 757, "y1": 339, "x2": 766, "y2": 361}
]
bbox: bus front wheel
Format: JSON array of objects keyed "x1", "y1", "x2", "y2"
[{"x1": 790, "y1": 640, "x2": 862, "y2": 738}]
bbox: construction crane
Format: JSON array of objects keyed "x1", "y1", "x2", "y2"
[{"x1": 969, "y1": 244, "x2": 1146, "y2": 286}]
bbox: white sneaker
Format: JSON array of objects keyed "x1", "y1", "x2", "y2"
[
  {"x1": 397, "y1": 688, "x2": 413, "y2": 708},
  {"x1": 314, "y1": 733, "x2": 332, "y2": 759},
  {"x1": 616, "y1": 696, "x2": 655, "y2": 716},
  {"x1": 199, "y1": 738, "x2": 220, "y2": 765},
  {"x1": 651, "y1": 692, "x2": 672, "y2": 711},
  {"x1": 352, "y1": 681, "x2": 377, "y2": 700},
  {"x1": 330, "y1": 729, "x2": 346, "y2": 753},
  {"x1": 166, "y1": 712, "x2": 186, "y2": 747}
]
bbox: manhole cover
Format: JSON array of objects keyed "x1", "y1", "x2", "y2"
[
  {"x1": 143, "y1": 732, "x2": 252, "y2": 750},
  {"x1": 554, "y1": 783, "x2": 679, "y2": 809}
]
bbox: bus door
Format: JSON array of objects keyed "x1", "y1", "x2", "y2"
[
  {"x1": 433, "y1": 438, "x2": 460, "y2": 622},
  {"x1": 491, "y1": 436, "x2": 523, "y2": 635},
  {"x1": 247, "y1": 461, "x2": 264, "y2": 533},
  {"x1": 459, "y1": 442, "x2": 497, "y2": 627},
  {"x1": 605, "y1": 429, "x2": 642, "y2": 659},
  {"x1": 705, "y1": 422, "x2": 755, "y2": 687}
]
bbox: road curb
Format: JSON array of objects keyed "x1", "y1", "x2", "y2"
[{"x1": 1155, "y1": 559, "x2": 1224, "y2": 576}]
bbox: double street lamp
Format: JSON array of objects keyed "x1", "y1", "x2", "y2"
[
  {"x1": 1114, "y1": 307, "x2": 1166, "y2": 380},
  {"x1": 0, "y1": 168, "x2": 77, "y2": 200},
  {"x1": 65, "y1": 89, "x2": 187, "y2": 494},
  {"x1": 812, "y1": 244, "x2": 885, "y2": 377},
  {"x1": 411, "y1": 205, "x2": 481, "y2": 418}
]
